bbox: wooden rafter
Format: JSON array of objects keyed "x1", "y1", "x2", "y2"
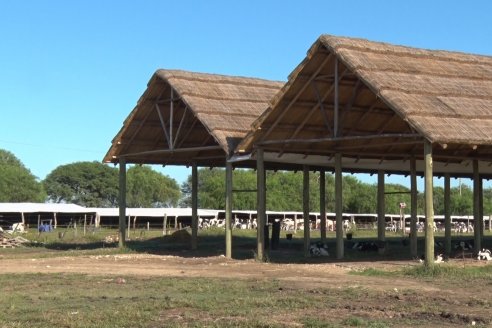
[
  {"x1": 338, "y1": 79, "x2": 363, "y2": 129},
  {"x1": 279, "y1": 68, "x2": 349, "y2": 151},
  {"x1": 120, "y1": 145, "x2": 223, "y2": 158},
  {"x1": 155, "y1": 103, "x2": 171, "y2": 149},
  {"x1": 260, "y1": 53, "x2": 333, "y2": 142},
  {"x1": 258, "y1": 133, "x2": 421, "y2": 146}
]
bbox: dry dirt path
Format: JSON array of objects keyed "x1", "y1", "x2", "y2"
[{"x1": 0, "y1": 254, "x2": 470, "y2": 294}]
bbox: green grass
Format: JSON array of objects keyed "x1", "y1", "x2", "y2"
[{"x1": 0, "y1": 273, "x2": 393, "y2": 328}]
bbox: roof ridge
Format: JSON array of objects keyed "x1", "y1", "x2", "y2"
[{"x1": 320, "y1": 35, "x2": 492, "y2": 66}]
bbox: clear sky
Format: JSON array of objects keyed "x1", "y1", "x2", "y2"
[{"x1": 1, "y1": 0, "x2": 491, "y2": 189}]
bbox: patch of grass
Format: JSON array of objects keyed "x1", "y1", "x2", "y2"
[
  {"x1": 349, "y1": 267, "x2": 394, "y2": 277},
  {"x1": 403, "y1": 263, "x2": 492, "y2": 281},
  {"x1": 342, "y1": 316, "x2": 390, "y2": 328}
]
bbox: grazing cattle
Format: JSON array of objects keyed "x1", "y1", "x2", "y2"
[
  {"x1": 477, "y1": 249, "x2": 491, "y2": 261},
  {"x1": 453, "y1": 240, "x2": 474, "y2": 251},
  {"x1": 309, "y1": 242, "x2": 329, "y2": 257},
  {"x1": 352, "y1": 241, "x2": 378, "y2": 252},
  {"x1": 419, "y1": 253, "x2": 444, "y2": 263},
  {"x1": 281, "y1": 218, "x2": 295, "y2": 231}
]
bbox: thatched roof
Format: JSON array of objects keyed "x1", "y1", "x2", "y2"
[
  {"x1": 104, "y1": 69, "x2": 283, "y2": 166},
  {"x1": 237, "y1": 35, "x2": 492, "y2": 176}
]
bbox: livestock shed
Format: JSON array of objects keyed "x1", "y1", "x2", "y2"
[
  {"x1": 236, "y1": 35, "x2": 492, "y2": 264},
  {"x1": 88, "y1": 207, "x2": 219, "y2": 230},
  {"x1": 104, "y1": 69, "x2": 283, "y2": 255},
  {"x1": 0, "y1": 203, "x2": 95, "y2": 230}
]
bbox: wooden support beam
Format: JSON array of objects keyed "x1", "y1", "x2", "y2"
[
  {"x1": 258, "y1": 133, "x2": 421, "y2": 146},
  {"x1": 170, "y1": 88, "x2": 174, "y2": 150},
  {"x1": 424, "y1": 140, "x2": 435, "y2": 266},
  {"x1": 120, "y1": 145, "x2": 223, "y2": 158},
  {"x1": 118, "y1": 157, "x2": 127, "y2": 248},
  {"x1": 281, "y1": 68, "x2": 348, "y2": 149},
  {"x1": 479, "y1": 177, "x2": 484, "y2": 241},
  {"x1": 303, "y1": 165, "x2": 310, "y2": 258},
  {"x1": 260, "y1": 54, "x2": 332, "y2": 142},
  {"x1": 320, "y1": 170, "x2": 327, "y2": 244},
  {"x1": 473, "y1": 160, "x2": 482, "y2": 253},
  {"x1": 377, "y1": 170, "x2": 385, "y2": 248},
  {"x1": 334, "y1": 57, "x2": 340, "y2": 138},
  {"x1": 410, "y1": 157, "x2": 418, "y2": 258},
  {"x1": 256, "y1": 148, "x2": 266, "y2": 261},
  {"x1": 444, "y1": 173, "x2": 451, "y2": 259},
  {"x1": 155, "y1": 103, "x2": 171, "y2": 148},
  {"x1": 173, "y1": 106, "x2": 188, "y2": 149},
  {"x1": 335, "y1": 153, "x2": 344, "y2": 259},
  {"x1": 311, "y1": 81, "x2": 333, "y2": 135},
  {"x1": 191, "y1": 163, "x2": 198, "y2": 250},
  {"x1": 225, "y1": 161, "x2": 233, "y2": 258},
  {"x1": 176, "y1": 117, "x2": 198, "y2": 149}
]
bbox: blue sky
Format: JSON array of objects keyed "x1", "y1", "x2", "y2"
[{"x1": 1, "y1": 0, "x2": 491, "y2": 190}]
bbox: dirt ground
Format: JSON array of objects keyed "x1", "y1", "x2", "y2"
[{"x1": 1, "y1": 254, "x2": 491, "y2": 326}]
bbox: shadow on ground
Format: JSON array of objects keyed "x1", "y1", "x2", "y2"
[{"x1": 35, "y1": 229, "x2": 491, "y2": 265}]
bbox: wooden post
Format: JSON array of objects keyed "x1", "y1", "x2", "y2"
[
  {"x1": 377, "y1": 170, "x2": 385, "y2": 249},
  {"x1": 53, "y1": 213, "x2": 57, "y2": 229},
  {"x1": 473, "y1": 160, "x2": 481, "y2": 253},
  {"x1": 83, "y1": 214, "x2": 87, "y2": 236},
  {"x1": 191, "y1": 163, "x2": 198, "y2": 250},
  {"x1": 303, "y1": 165, "x2": 310, "y2": 257},
  {"x1": 479, "y1": 177, "x2": 484, "y2": 240},
  {"x1": 163, "y1": 214, "x2": 168, "y2": 235},
  {"x1": 127, "y1": 215, "x2": 131, "y2": 239},
  {"x1": 174, "y1": 216, "x2": 178, "y2": 230},
  {"x1": 118, "y1": 157, "x2": 126, "y2": 248},
  {"x1": 335, "y1": 153, "x2": 343, "y2": 259},
  {"x1": 320, "y1": 170, "x2": 327, "y2": 244},
  {"x1": 256, "y1": 148, "x2": 266, "y2": 261},
  {"x1": 21, "y1": 212, "x2": 25, "y2": 225},
  {"x1": 410, "y1": 158, "x2": 418, "y2": 258},
  {"x1": 147, "y1": 221, "x2": 150, "y2": 230},
  {"x1": 225, "y1": 161, "x2": 233, "y2": 258},
  {"x1": 37, "y1": 214, "x2": 40, "y2": 231},
  {"x1": 444, "y1": 174, "x2": 451, "y2": 259},
  {"x1": 424, "y1": 141, "x2": 434, "y2": 266}
]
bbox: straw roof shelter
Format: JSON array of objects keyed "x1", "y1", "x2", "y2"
[
  {"x1": 103, "y1": 69, "x2": 283, "y2": 254},
  {"x1": 237, "y1": 35, "x2": 492, "y2": 176},
  {"x1": 235, "y1": 35, "x2": 492, "y2": 263},
  {"x1": 104, "y1": 69, "x2": 283, "y2": 166}
]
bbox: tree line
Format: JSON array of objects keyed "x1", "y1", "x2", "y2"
[
  {"x1": 182, "y1": 168, "x2": 491, "y2": 215},
  {"x1": 1, "y1": 148, "x2": 490, "y2": 215}
]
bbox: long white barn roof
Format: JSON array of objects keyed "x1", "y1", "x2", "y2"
[{"x1": 0, "y1": 203, "x2": 88, "y2": 213}]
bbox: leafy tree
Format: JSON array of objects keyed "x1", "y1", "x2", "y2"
[
  {"x1": 0, "y1": 149, "x2": 46, "y2": 202},
  {"x1": 43, "y1": 161, "x2": 119, "y2": 207},
  {"x1": 127, "y1": 165, "x2": 180, "y2": 207}
]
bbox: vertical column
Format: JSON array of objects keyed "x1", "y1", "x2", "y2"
[
  {"x1": 303, "y1": 165, "x2": 310, "y2": 257},
  {"x1": 410, "y1": 157, "x2": 418, "y2": 258},
  {"x1": 424, "y1": 141, "x2": 434, "y2": 266},
  {"x1": 479, "y1": 177, "x2": 484, "y2": 240},
  {"x1": 225, "y1": 161, "x2": 233, "y2": 258},
  {"x1": 191, "y1": 163, "x2": 198, "y2": 250},
  {"x1": 118, "y1": 157, "x2": 127, "y2": 248},
  {"x1": 444, "y1": 173, "x2": 451, "y2": 259},
  {"x1": 473, "y1": 160, "x2": 481, "y2": 253},
  {"x1": 335, "y1": 153, "x2": 343, "y2": 259},
  {"x1": 377, "y1": 170, "x2": 385, "y2": 248},
  {"x1": 320, "y1": 170, "x2": 327, "y2": 244},
  {"x1": 256, "y1": 148, "x2": 266, "y2": 261}
]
